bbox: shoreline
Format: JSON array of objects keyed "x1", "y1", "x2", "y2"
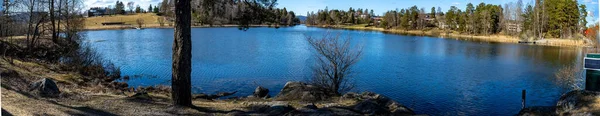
[
  {"x1": 308, "y1": 24, "x2": 591, "y2": 48},
  {"x1": 83, "y1": 24, "x2": 284, "y2": 31}
]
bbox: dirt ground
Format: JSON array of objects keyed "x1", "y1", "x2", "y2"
[{"x1": 0, "y1": 58, "x2": 356, "y2": 115}]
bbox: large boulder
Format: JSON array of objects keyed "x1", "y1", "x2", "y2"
[
  {"x1": 275, "y1": 82, "x2": 331, "y2": 101},
  {"x1": 353, "y1": 100, "x2": 389, "y2": 115},
  {"x1": 555, "y1": 90, "x2": 600, "y2": 115},
  {"x1": 351, "y1": 92, "x2": 415, "y2": 115},
  {"x1": 253, "y1": 86, "x2": 269, "y2": 98},
  {"x1": 29, "y1": 78, "x2": 60, "y2": 97}
]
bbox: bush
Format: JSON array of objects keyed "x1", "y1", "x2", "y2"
[
  {"x1": 61, "y1": 43, "x2": 121, "y2": 83},
  {"x1": 555, "y1": 64, "x2": 584, "y2": 90},
  {"x1": 306, "y1": 33, "x2": 363, "y2": 95}
]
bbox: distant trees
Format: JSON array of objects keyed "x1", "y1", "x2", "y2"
[
  {"x1": 306, "y1": 33, "x2": 363, "y2": 95},
  {"x1": 305, "y1": 1, "x2": 587, "y2": 39},
  {"x1": 135, "y1": 5, "x2": 141, "y2": 13},
  {"x1": 115, "y1": 1, "x2": 125, "y2": 14},
  {"x1": 153, "y1": 5, "x2": 160, "y2": 13},
  {"x1": 148, "y1": 4, "x2": 153, "y2": 13},
  {"x1": 378, "y1": 6, "x2": 427, "y2": 30},
  {"x1": 305, "y1": 7, "x2": 374, "y2": 26},
  {"x1": 178, "y1": 0, "x2": 299, "y2": 26},
  {"x1": 127, "y1": 2, "x2": 135, "y2": 13}
]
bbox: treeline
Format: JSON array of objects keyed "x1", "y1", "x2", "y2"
[
  {"x1": 158, "y1": 0, "x2": 300, "y2": 26},
  {"x1": 308, "y1": 0, "x2": 588, "y2": 39},
  {"x1": 1, "y1": 0, "x2": 122, "y2": 83},
  {"x1": 305, "y1": 7, "x2": 375, "y2": 25},
  {"x1": 1, "y1": 0, "x2": 84, "y2": 44},
  {"x1": 96, "y1": 1, "x2": 160, "y2": 15}
]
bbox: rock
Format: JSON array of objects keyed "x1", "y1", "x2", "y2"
[
  {"x1": 253, "y1": 86, "x2": 269, "y2": 98},
  {"x1": 29, "y1": 78, "x2": 60, "y2": 97},
  {"x1": 388, "y1": 101, "x2": 416, "y2": 115},
  {"x1": 128, "y1": 92, "x2": 152, "y2": 101},
  {"x1": 318, "y1": 107, "x2": 363, "y2": 116},
  {"x1": 109, "y1": 81, "x2": 128, "y2": 90},
  {"x1": 341, "y1": 92, "x2": 358, "y2": 99},
  {"x1": 275, "y1": 81, "x2": 330, "y2": 101},
  {"x1": 266, "y1": 105, "x2": 295, "y2": 115},
  {"x1": 352, "y1": 100, "x2": 389, "y2": 115},
  {"x1": 556, "y1": 90, "x2": 600, "y2": 115},
  {"x1": 348, "y1": 92, "x2": 415, "y2": 115},
  {"x1": 302, "y1": 104, "x2": 318, "y2": 109}
]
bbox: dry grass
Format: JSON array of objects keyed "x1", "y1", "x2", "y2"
[
  {"x1": 84, "y1": 13, "x2": 168, "y2": 30},
  {"x1": 1, "y1": 58, "x2": 362, "y2": 115},
  {"x1": 325, "y1": 24, "x2": 589, "y2": 47}
]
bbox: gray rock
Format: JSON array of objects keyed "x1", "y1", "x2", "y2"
[
  {"x1": 341, "y1": 92, "x2": 358, "y2": 99},
  {"x1": 275, "y1": 81, "x2": 330, "y2": 102},
  {"x1": 353, "y1": 100, "x2": 389, "y2": 115},
  {"x1": 302, "y1": 104, "x2": 318, "y2": 109},
  {"x1": 350, "y1": 92, "x2": 415, "y2": 115},
  {"x1": 29, "y1": 78, "x2": 60, "y2": 97},
  {"x1": 253, "y1": 86, "x2": 269, "y2": 98}
]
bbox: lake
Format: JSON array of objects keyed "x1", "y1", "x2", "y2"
[{"x1": 84, "y1": 25, "x2": 583, "y2": 115}]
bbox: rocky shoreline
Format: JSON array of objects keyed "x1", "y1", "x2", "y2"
[{"x1": 1, "y1": 59, "x2": 418, "y2": 116}]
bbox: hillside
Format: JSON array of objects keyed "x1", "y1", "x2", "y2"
[{"x1": 84, "y1": 13, "x2": 167, "y2": 30}]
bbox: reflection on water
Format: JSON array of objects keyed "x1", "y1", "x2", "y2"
[{"x1": 84, "y1": 25, "x2": 583, "y2": 115}]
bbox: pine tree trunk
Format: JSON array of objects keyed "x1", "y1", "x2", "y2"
[
  {"x1": 172, "y1": 0, "x2": 192, "y2": 107},
  {"x1": 50, "y1": 0, "x2": 57, "y2": 43}
]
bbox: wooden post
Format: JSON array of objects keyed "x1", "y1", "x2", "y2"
[{"x1": 522, "y1": 90, "x2": 526, "y2": 109}]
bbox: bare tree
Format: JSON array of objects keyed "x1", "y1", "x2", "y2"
[
  {"x1": 555, "y1": 64, "x2": 584, "y2": 90},
  {"x1": 49, "y1": 0, "x2": 57, "y2": 43},
  {"x1": 157, "y1": 17, "x2": 165, "y2": 26},
  {"x1": 306, "y1": 33, "x2": 363, "y2": 95},
  {"x1": 172, "y1": 0, "x2": 192, "y2": 106},
  {"x1": 127, "y1": 2, "x2": 134, "y2": 13},
  {"x1": 136, "y1": 18, "x2": 144, "y2": 28}
]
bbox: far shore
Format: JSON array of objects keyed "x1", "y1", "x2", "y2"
[
  {"x1": 83, "y1": 24, "x2": 280, "y2": 31},
  {"x1": 308, "y1": 24, "x2": 592, "y2": 47}
]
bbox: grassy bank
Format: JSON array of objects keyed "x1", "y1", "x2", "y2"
[
  {"x1": 84, "y1": 13, "x2": 278, "y2": 31},
  {"x1": 311, "y1": 24, "x2": 590, "y2": 47}
]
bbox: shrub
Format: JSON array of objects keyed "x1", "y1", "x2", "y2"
[{"x1": 305, "y1": 33, "x2": 363, "y2": 95}]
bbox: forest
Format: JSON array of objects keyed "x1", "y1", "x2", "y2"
[
  {"x1": 305, "y1": 0, "x2": 589, "y2": 39},
  {"x1": 158, "y1": 0, "x2": 300, "y2": 26}
]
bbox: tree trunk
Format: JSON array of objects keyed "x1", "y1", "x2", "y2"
[
  {"x1": 172, "y1": 0, "x2": 192, "y2": 107},
  {"x1": 50, "y1": 0, "x2": 56, "y2": 43}
]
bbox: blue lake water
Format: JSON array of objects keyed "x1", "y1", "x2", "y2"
[{"x1": 84, "y1": 25, "x2": 583, "y2": 115}]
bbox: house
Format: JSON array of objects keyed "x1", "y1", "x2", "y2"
[
  {"x1": 371, "y1": 16, "x2": 383, "y2": 26},
  {"x1": 505, "y1": 23, "x2": 522, "y2": 33},
  {"x1": 87, "y1": 7, "x2": 107, "y2": 17}
]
